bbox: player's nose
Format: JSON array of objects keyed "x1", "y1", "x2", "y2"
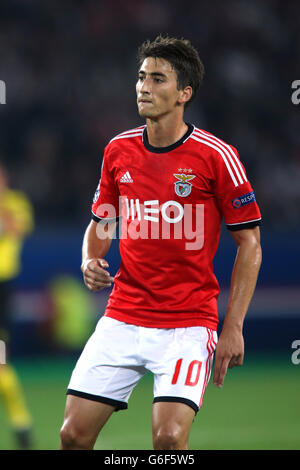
[{"x1": 139, "y1": 77, "x2": 151, "y2": 94}]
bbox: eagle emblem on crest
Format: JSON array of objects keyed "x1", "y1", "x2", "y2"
[{"x1": 173, "y1": 173, "x2": 196, "y2": 197}]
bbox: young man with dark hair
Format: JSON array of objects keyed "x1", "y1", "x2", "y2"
[{"x1": 60, "y1": 35, "x2": 262, "y2": 450}]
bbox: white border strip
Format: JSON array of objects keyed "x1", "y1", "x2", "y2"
[{"x1": 227, "y1": 217, "x2": 261, "y2": 226}]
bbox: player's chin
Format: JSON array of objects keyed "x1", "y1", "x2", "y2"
[
  {"x1": 137, "y1": 105, "x2": 155, "y2": 119},
  {"x1": 138, "y1": 109, "x2": 150, "y2": 118}
]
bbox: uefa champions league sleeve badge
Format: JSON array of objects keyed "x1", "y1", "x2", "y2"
[{"x1": 173, "y1": 171, "x2": 196, "y2": 197}]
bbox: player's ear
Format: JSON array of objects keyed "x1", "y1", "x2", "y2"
[{"x1": 178, "y1": 86, "x2": 193, "y2": 106}]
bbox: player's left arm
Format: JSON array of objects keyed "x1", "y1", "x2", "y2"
[{"x1": 213, "y1": 226, "x2": 262, "y2": 388}]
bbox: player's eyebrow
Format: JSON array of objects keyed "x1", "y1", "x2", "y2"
[{"x1": 138, "y1": 70, "x2": 168, "y2": 79}]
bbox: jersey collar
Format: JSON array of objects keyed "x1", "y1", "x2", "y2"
[{"x1": 142, "y1": 123, "x2": 194, "y2": 154}]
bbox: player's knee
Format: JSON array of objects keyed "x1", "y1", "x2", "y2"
[
  {"x1": 60, "y1": 421, "x2": 93, "y2": 450},
  {"x1": 153, "y1": 424, "x2": 185, "y2": 450},
  {"x1": 60, "y1": 423, "x2": 79, "y2": 450}
]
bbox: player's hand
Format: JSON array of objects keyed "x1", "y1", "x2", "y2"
[
  {"x1": 213, "y1": 326, "x2": 244, "y2": 388},
  {"x1": 81, "y1": 258, "x2": 114, "y2": 291}
]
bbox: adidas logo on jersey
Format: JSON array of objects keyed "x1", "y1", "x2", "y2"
[{"x1": 120, "y1": 171, "x2": 133, "y2": 183}]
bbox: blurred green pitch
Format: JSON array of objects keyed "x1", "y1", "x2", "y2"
[{"x1": 0, "y1": 353, "x2": 299, "y2": 450}]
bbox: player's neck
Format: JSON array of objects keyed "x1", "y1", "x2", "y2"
[{"x1": 145, "y1": 116, "x2": 188, "y2": 148}]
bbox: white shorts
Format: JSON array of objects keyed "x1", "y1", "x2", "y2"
[{"x1": 67, "y1": 316, "x2": 218, "y2": 414}]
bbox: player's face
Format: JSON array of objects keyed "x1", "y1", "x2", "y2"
[{"x1": 136, "y1": 57, "x2": 185, "y2": 119}]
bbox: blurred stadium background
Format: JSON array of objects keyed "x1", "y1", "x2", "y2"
[{"x1": 0, "y1": 0, "x2": 299, "y2": 450}]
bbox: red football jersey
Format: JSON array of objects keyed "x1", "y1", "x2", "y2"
[{"x1": 91, "y1": 123, "x2": 261, "y2": 330}]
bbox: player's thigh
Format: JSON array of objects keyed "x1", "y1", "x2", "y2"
[
  {"x1": 61, "y1": 394, "x2": 115, "y2": 442},
  {"x1": 152, "y1": 401, "x2": 195, "y2": 446},
  {"x1": 152, "y1": 327, "x2": 217, "y2": 414}
]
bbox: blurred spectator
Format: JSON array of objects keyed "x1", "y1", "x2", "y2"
[
  {"x1": 0, "y1": 0, "x2": 299, "y2": 231},
  {"x1": 0, "y1": 162, "x2": 34, "y2": 448},
  {"x1": 47, "y1": 274, "x2": 96, "y2": 352}
]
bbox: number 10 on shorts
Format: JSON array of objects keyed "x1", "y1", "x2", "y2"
[{"x1": 172, "y1": 359, "x2": 202, "y2": 386}]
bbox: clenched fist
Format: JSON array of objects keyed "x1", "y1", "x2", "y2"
[{"x1": 81, "y1": 258, "x2": 114, "y2": 291}]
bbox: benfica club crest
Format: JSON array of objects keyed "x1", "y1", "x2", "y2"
[{"x1": 173, "y1": 173, "x2": 195, "y2": 197}]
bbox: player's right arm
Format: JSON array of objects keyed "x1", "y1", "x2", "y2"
[{"x1": 81, "y1": 220, "x2": 116, "y2": 292}]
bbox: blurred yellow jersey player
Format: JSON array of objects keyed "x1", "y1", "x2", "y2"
[{"x1": 0, "y1": 163, "x2": 34, "y2": 449}]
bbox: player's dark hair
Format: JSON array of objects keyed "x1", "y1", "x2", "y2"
[{"x1": 137, "y1": 35, "x2": 205, "y2": 107}]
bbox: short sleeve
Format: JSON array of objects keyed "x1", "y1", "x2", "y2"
[
  {"x1": 213, "y1": 145, "x2": 262, "y2": 231},
  {"x1": 91, "y1": 146, "x2": 120, "y2": 222}
]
